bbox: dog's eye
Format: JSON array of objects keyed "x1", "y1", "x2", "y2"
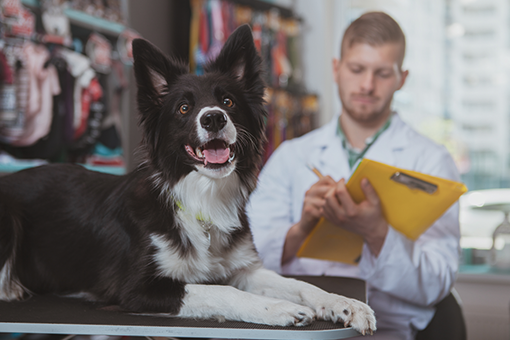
[
  {"x1": 179, "y1": 104, "x2": 190, "y2": 114},
  {"x1": 223, "y1": 98, "x2": 234, "y2": 108}
]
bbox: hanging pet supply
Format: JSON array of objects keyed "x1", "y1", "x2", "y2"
[
  {"x1": 40, "y1": 0, "x2": 72, "y2": 46},
  {"x1": 116, "y1": 28, "x2": 142, "y2": 66},
  {"x1": 85, "y1": 32, "x2": 112, "y2": 74},
  {"x1": 2, "y1": 0, "x2": 35, "y2": 39}
]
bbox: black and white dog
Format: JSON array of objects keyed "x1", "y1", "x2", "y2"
[{"x1": 0, "y1": 25, "x2": 376, "y2": 335}]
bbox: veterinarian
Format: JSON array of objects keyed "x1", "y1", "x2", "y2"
[{"x1": 247, "y1": 11, "x2": 461, "y2": 340}]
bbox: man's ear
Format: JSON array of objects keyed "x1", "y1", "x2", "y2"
[
  {"x1": 205, "y1": 24, "x2": 263, "y2": 88},
  {"x1": 397, "y1": 69, "x2": 409, "y2": 91},
  {"x1": 332, "y1": 58, "x2": 341, "y2": 84},
  {"x1": 132, "y1": 39, "x2": 187, "y2": 112}
]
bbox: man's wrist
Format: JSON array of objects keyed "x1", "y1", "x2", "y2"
[
  {"x1": 288, "y1": 222, "x2": 310, "y2": 244},
  {"x1": 364, "y1": 221, "x2": 389, "y2": 257},
  {"x1": 282, "y1": 221, "x2": 314, "y2": 265}
]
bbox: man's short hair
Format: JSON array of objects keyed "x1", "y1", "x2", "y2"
[{"x1": 341, "y1": 11, "x2": 406, "y2": 67}]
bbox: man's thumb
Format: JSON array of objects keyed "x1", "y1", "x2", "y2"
[{"x1": 361, "y1": 178, "x2": 379, "y2": 205}]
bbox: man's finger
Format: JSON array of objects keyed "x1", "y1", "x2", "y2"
[
  {"x1": 309, "y1": 177, "x2": 336, "y2": 196},
  {"x1": 361, "y1": 178, "x2": 380, "y2": 205},
  {"x1": 324, "y1": 186, "x2": 342, "y2": 211},
  {"x1": 324, "y1": 187, "x2": 346, "y2": 222},
  {"x1": 334, "y1": 178, "x2": 357, "y2": 214},
  {"x1": 317, "y1": 175, "x2": 336, "y2": 187},
  {"x1": 306, "y1": 196, "x2": 327, "y2": 211}
]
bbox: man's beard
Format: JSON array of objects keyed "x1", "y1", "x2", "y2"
[{"x1": 342, "y1": 94, "x2": 393, "y2": 125}]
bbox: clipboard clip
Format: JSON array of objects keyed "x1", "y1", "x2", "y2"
[{"x1": 390, "y1": 172, "x2": 438, "y2": 194}]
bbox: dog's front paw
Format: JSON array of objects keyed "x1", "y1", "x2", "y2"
[
  {"x1": 262, "y1": 300, "x2": 315, "y2": 327},
  {"x1": 316, "y1": 294, "x2": 376, "y2": 335}
]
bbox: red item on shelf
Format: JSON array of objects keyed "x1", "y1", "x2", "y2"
[{"x1": 74, "y1": 77, "x2": 103, "y2": 140}]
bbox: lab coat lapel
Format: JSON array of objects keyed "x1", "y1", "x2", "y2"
[
  {"x1": 313, "y1": 117, "x2": 351, "y2": 181},
  {"x1": 309, "y1": 114, "x2": 409, "y2": 180},
  {"x1": 362, "y1": 113, "x2": 409, "y2": 167}
]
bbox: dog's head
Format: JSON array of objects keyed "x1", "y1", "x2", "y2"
[{"x1": 132, "y1": 25, "x2": 266, "y2": 190}]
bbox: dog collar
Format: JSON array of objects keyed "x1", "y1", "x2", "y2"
[{"x1": 174, "y1": 199, "x2": 212, "y2": 245}]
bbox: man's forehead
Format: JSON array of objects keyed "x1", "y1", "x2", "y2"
[{"x1": 342, "y1": 42, "x2": 403, "y2": 68}]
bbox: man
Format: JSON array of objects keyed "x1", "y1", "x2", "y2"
[{"x1": 247, "y1": 12, "x2": 461, "y2": 340}]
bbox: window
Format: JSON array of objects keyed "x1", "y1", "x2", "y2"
[
  {"x1": 464, "y1": 29, "x2": 495, "y2": 38},
  {"x1": 463, "y1": 52, "x2": 491, "y2": 62},
  {"x1": 461, "y1": 124, "x2": 493, "y2": 133},
  {"x1": 462, "y1": 6, "x2": 496, "y2": 15},
  {"x1": 462, "y1": 100, "x2": 496, "y2": 110},
  {"x1": 463, "y1": 75, "x2": 494, "y2": 86}
]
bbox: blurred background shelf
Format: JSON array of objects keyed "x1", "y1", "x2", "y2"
[
  {"x1": 21, "y1": 0, "x2": 126, "y2": 36},
  {"x1": 0, "y1": 163, "x2": 125, "y2": 175},
  {"x1": 64, "y1": 8, "x2": 125, "y2": 36}
]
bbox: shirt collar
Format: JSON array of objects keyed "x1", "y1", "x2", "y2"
[
  {"x1": 337, "y1": 112, "x2": 394, "y2": 168},
  {"x1": 337, "y1": 113, "x2": 393, "y2": 147}
]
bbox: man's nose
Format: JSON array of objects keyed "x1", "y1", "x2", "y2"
[{"x1": 360, "y1": 72, "x2": 375, "y2": 93}]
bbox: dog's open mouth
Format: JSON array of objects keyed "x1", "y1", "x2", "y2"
[{"x1": 185, "y1": 139, "x2": 235, "y2": 167}]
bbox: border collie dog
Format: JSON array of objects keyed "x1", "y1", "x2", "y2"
[{"x1": 0, "y1": 25, "x2": 375, "y2": 334}]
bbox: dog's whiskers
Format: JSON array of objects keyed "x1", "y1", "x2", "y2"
[{"x1": 234, "y1": 124, "x2": 257, "y2": 151}]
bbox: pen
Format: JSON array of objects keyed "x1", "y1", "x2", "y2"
[{"x1": 306, "y1": 162, "x2": 323, "y2": 179}]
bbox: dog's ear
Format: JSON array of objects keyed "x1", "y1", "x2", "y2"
[
  {"x1": 205, "y1": 24, "x2": 262, "y2": 86},
  {"x1": 132, "y1": 39, "x2": 188, "y2": 153},
  {"x1": 132, "y1": 39, "x2": 187, "y2": 110}
]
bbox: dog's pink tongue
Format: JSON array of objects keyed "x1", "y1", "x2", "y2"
[{"x1": 203, "y1": 146, "x2": 230, "y2": 164}]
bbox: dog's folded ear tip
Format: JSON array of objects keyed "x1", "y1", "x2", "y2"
[
  {"x1": 131, "y1": 39, "x2": 168, "y2": 63},
  {"x1": 236, "y1": 23, "x2": 252, "y2": 32},
  {"x1": 132, "y1": 38, "x2": 149, "y2": 49},
  {"x1": 131, "y1": 39, "x2": 146, "y2": 58},
  {"x1": 233, "y1": 24, "x2": 254, "y2": 39}
]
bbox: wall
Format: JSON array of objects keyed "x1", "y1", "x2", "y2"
[
  {"x1": 124, "y1": 0, "x2": 177, "y2": 171},
  {"x1": 455, "y1": 274, "x2": 510, "y2": 340},
  {"x1": 275, "y1": 0, "x2": 342, "y2": 126}
]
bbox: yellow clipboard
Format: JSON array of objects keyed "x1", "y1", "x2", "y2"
[{"x1": 297, "y1": 159, "x2": 468, "y2": 265}]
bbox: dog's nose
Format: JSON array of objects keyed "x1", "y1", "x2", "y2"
[{"x1": 200, "y1": 111, "x2": 227, "y2": 132}]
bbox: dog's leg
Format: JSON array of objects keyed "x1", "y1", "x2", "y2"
[
  {"x1": 230, "y1": 267, "x2": 376, "y2": 335},
  {"x1": 0, "y1": 202, "x2": 26, "y2": 301},
  {"x1": 176, "y1": 284, "x2": 315, "y2": 326}
]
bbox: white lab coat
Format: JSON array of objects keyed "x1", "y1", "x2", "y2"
[{"x1": 247, "y1": 113, "x2": 461, "y2": 339}]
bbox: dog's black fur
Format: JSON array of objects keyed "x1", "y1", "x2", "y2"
[{"x1": 0, "y1": 25, "x2": 265, "y2": 314}]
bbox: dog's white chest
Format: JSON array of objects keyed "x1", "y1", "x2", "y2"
[
  {"x1": 150, "y1": 230, "x2": 258, "y2": 284},
  {"x1": 149, "y1": 168, "x2": 256, "y2": 283}
]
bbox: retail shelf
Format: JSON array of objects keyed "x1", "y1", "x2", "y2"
[
  {"x1": 0, "y1": 163, "x2": 126, "y2": 176},
  {"x1": 64, "y1": 8, "x2": 125, "y2": 36},
  {"x1": 21, "y1": 0, "x2": 126, "y2": 36},
  {"x1": 20, "y1": 0, "x2": 38, "y2": 7},
  {"x1": 82, "y1": 164, "x2": 126, "y2": 175}
]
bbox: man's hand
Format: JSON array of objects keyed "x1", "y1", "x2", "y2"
[
  {"x1": 282, "y1": 176, "x2": 336, "y2": 264},
  {"x1": 299, "y1": 175, "x2": 337, "y2": 234},
  {"x1": 323, "y1": 178, "x2": 388, "y2": 257}
]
